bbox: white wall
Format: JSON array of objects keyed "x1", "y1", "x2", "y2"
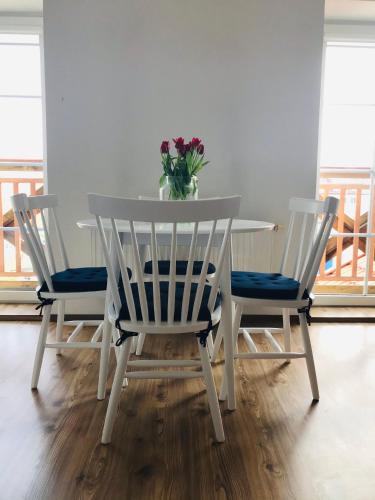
[{"x1": 44, "y1": 0, "x2": 324, "y2": 312}]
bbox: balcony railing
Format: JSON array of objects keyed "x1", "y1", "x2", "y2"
[
  {"x1": 315, "y1": 168, "x2": 375, "y2": 294},
  {"x1": 0, "y1": 164, "x2": 372, "y2": 294},
  {"x1": 0, "y1": 163, "x2": 43, "y2": 288}
]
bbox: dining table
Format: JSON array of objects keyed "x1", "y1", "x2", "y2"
[{"x1": 77, "y1": 217, "x2": 275, "y2": 410}]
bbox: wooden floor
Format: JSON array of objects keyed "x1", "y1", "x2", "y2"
[{"x1": 1, "y1": 320, "x2": 375, "y2": 499}]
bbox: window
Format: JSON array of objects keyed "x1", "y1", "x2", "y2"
[
  {"x1": 317, "y1": 41, "x2": 375, "y2": 296},
  {"x1": 0, "y1": 30, "x2": 44, "y2": 289}
]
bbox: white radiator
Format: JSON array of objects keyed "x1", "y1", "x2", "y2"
[{"x1": 90, "y1": 229, "x2": 278, "y2": 273}]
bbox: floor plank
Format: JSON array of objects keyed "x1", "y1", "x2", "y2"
[{"x1": 1, "y1": 320, "x2": 375, "y2": 499}]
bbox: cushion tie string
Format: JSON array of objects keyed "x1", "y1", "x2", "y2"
[
  {"x1": 195, "y1": 305, "x2": 214, "y2": 347},
  {"x1": 298, "y1": 296, "x2": 313, "y2": 326},
  {"x1": 114, "y1": 312, "x2": 214, "y2": 348},
  {"x1": 196, "y1": 318, "x2": 213, "y2": 347},
  {"x1": 114, "y1": 318, "x2": 138, "y2": 346},
  {"x1": 36, "y1": 291, "x2": 55, "y2": 316}
]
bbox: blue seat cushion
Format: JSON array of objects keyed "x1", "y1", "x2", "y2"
[
  {"x1": 231, "y1": 271, "x2": 308, "y2": 300},
  {"x1": 117, "y1": 281, "x2": 220, "y2": 323},
  {"x1": 39, "y1": 267, "x2": 130, "y2": 294},
  {"x1": 144, "y1": 260, "x2": 216, "y2": 276}
]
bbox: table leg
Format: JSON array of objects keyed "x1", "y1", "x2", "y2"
[
  {"x1": 133, "y1": 244, "x2": 147, "y2": 355},
  {"x1": 219, "y1": 243, "x2": 236, "y2": 410}
]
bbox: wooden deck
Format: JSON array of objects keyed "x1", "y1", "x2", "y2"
[
  {"x1": 0, "y1": 279, "x2": 36, "y2": 289},
  {"x1": 314, "y1": 281, "x2": 375, "y2": 295}
]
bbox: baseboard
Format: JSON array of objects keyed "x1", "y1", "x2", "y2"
[
  {"x1": 51, "y1": 314, "x2": 104, "y2": 322},
  {"x1": 1, "y1": 313, "x2": 375, "y2": 324},
  {"x1": 242, "y1": 314, "x2": 375, "y2": 326}
]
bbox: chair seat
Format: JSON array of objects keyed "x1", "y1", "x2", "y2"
[
  {"x1": 144, "y1": 260, "x2": 216, "y2": 276},
  {"x1": 231, "y1": 271, "x2": 308, "y2": 300},
  {"x1": 118, "y1": 281, "x2": 220, "y2": 323},
  {"x1": 39, "y1": 266, "x2": 123, "y2": 294}
]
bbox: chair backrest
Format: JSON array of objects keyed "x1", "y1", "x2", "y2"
[
  {"x1": 11, "y1": 193, "x2": 69, "y2": 290},
  {"x1": 88, "y1": 195, "x2": 241, "y2": 326},
  {"x1": 280, "y1": 196, "x2": 339, "y2": 298}
]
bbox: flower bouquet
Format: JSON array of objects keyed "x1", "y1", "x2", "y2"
[{"x1": 159, "y1": 137, "x2": 209, "y2": 200}]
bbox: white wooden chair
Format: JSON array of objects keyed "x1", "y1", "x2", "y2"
[
  {"x1": 135, "y1": 196, "x2": 217, "y2": 356},
  {"x1": 215, "y1": 196, "x2": 338, "y2": 401},
  {"x1": 11, "y1": 193, "x2": 114, "y2": 400},
  {"x1": 88, "y1": 194, "x2": 240, "y2": 444}
]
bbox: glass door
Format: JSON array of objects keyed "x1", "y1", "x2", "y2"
[
  {"x1": 0, "y1": 31, "x2": 44, "y2": 290},
  {"x1": 316, "y1": 42, "x2": 375, "y2": 296}
]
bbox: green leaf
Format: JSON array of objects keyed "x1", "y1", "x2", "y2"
[{"x1": 159, "y1": 174, "x2": 166, "y2": 187}]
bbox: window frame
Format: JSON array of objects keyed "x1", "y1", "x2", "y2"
[
  {"x1": 0, "y1": 17, "x2": 46, "y2": 302},
  {"x1": 0, "y1": 17, "x2": 45, "y2": 168},
  {"x1": 316, "y1": 23, "x2": 375, "y2": 305}
]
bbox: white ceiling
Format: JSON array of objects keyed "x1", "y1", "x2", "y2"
[
  {"x1": 0, "y1": 0, "x2": 42, "y2": 14},
  {"x1": 326, "y1": 0, "x2": 375, "y2": 22},
  {"x1": 1, "y1": 1, "x2": 375, "y2": 23}
]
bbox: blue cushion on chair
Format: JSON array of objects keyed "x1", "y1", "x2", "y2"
[
  {"x1": 117, "y1": 281, "x2": 220, "y2": 323},
  {"x1": 39, "y1": 266, "x2": 130, "y2": 294},
  {"x1": 144, "y1": 260, "x2": 216, "y2": 276},
  {"x1": 231, "y1": 271, "x2": 308, "y2": 300}
]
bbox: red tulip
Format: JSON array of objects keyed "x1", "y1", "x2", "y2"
[
  {"x1": 160, "y1": 140, "x2": 169, "y2": 154},
  {"x1": 197, "y1": 144, "x2": 204, "y2": 155},
  {"x1": 173, "y1": 137, "x2": 185, "y2": 155},
  {"x1": 173, "y1": 137, "x2": 184, "y2": 146},
  {"x1": 191, "y1": 137, "x2": 201, "y2": 149}
]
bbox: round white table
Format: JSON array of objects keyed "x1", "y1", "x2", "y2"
[
  {"x1": 77, "y1": 218, "x2": 275, "y2": 410},
  {"x1": 77, "y1": 218, "x2": 274, "y2": 239}
]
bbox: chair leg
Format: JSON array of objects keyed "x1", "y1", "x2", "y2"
[
  {"x1": 31, "y1": 303, "x2": 52, "y2": 390},
  {"x1": 219, "y1": 304, "x2": 242, "y2": 401},
  {"x1": 197, "y1": 339, "x2": 225, "y2": 442},
  {"x1": 135, "y1": 332, "x2": 146, "y2": 355},
  {"x1": 112, "y1": 327, "x2": 120, "y2": 362},
  {"x1": 206, "y1": 332, "x2": 214, "y2": 357},
  {"x1": 102, "y1": 338, "x2": 132, "y2": 444},
  {"x1": 111, "y1": 327, "x2": 128, "y2": 387},
  {"x1": 130, "y1": 336, "x2": 137, "y2": 354},
  {"x1": 232, "y1": 304, "x2": 243, "y2": 354},
  {"x1": 211, "y1": 301, "x2": 235, "y2": 363},
  {"x1": 55, "y1": 299, "x2": 65, "y2": 355},
  {"x1": 211, "y1": 325, "x2": 223, "y2": 362},
  {"x1": 97, "y1": 315, "x2": 112, "y2": 400},
  {"x1": 282, "y1": 308, "x2": 291, "y2": 362},
  {"x1": 219, "y1": 372, "x2": 227, "y2": 401},
  {"x1": 298, "y1": 312, "x2": 319, "y2": 401}
]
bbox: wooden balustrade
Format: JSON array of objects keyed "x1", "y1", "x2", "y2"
[
  {"x1": 317, "y1": 169, "x2": 375, "y2": 293},
  {"x1": 0, "y1": 166, "x2": 372, "y2": 292},
  {"x1": 0, "y1": 165, "x2": 43, "y2": 286}
]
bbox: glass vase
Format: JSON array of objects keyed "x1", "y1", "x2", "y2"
[{"x1": 159, "y1": 175, "x2": 198, "y2": 201}]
